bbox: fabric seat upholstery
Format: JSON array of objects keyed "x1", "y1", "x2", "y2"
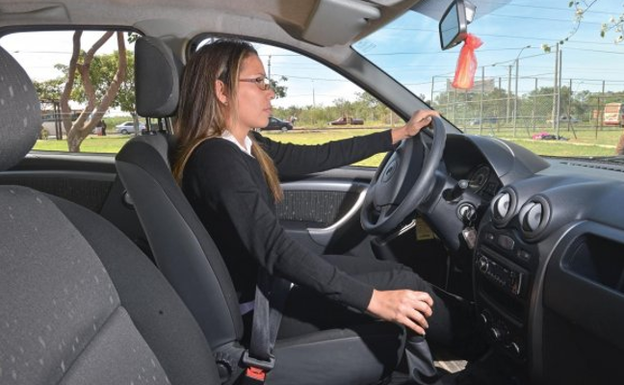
[
  {"x1": 114, "y1": 36, "x2": 405, "y2": 385},
  {"x1": 0, "y1": 45, "x2": 220, "y2": 385}
]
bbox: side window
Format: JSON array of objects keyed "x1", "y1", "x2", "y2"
[
  {"x1": 196, "y1": 39, "x2": 399, "y2": 168},
  {"x1": 0, "y1": 30, "x2": 139, "y2": 154}
]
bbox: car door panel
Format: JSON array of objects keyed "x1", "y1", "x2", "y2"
[{"x1": 277, "y1": 167, "x2": 375, "y2": 257}]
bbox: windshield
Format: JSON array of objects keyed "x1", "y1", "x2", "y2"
[{"x1": 354, "y1": 0, "x2": 624, "y2": 159}]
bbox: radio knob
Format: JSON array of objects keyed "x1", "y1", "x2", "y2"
[
  {"x1": 489, "y1": 327, "x2": 503, "y2": 341},
  {"x1": 480, "y1": 312, "x2": 490, "y2": 325},
  {"x1": 509, "y1": 342, "x2": 522, "y2": 357},
  {"x1": 477, "y1": 256, "x2": 489, "y2": 272}
]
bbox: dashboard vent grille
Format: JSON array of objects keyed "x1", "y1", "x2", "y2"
[
  {"x1": 519, "y1": 196, "x2": 551, "y2": 240},
  {"x1": 562, "y1": 161, "x2": 624, "y2": 173},
  {"x1": 491, "y1": 188, "x2": 517, "y2": 227}
]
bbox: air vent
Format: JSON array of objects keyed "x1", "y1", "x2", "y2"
[
  {"x1": 491, "y1": 188, "x2": 517, "y2": 227},
  {"x1": 518, "y1": 196, "x2": 551, "y2": 240},
  {"x1": 521, "y1": 202, "x2": 543, "y2": 232},
  {"x1": 494, "y1": 192, "x2": 511, "y2": 218}
]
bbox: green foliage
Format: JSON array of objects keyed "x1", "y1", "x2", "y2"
[
  {"x1": 55, "y1": 50, "x2": 135, "y2": 112},
  {"x1": 272, "y1": 91, "x2": 397, "y2": 127},
  {"x1": 564, "y1": 1, "x2": 623, "y2": 45},
  {"x1": 33, "y1": 78, "x2": 64, "y2": 101},
  {"x1": 270, "y1": 75, "x2": 288, "y2": 99}
]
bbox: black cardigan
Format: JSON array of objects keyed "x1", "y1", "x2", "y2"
[{"x1": 182, "y1": 130, "x2": 394, "y2": 312}]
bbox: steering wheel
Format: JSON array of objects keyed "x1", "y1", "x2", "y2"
[{"x1": 360, "y1": 116, "x2": 446, "y2": 235}]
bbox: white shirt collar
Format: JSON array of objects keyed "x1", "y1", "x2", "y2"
[{"x1": 221, "y1": 130, "x2": 253, "y2": 157}]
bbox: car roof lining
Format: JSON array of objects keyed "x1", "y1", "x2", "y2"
[{"x1": 0, "y1": 0, "x2": 424, "y2": 48}]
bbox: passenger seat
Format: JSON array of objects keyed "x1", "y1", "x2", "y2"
[{"x1": 0, "y1": 45, "x2": 220, "y2": 384}]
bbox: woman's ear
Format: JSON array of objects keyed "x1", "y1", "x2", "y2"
[{"x1": 215, "y1": 80, "x2": 229, "y2": 105}]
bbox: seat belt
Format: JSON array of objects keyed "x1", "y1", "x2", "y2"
[{"x1": 241, "y1": 269, "x2": 290, "y2": 384}]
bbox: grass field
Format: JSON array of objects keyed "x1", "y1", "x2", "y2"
[{"x1": 33, "y1": 127, "x2": 623, "y2": 168}]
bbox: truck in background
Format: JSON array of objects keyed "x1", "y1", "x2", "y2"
[{"x1": 604, "y1": 102, "x2": 624, "y2": 127}]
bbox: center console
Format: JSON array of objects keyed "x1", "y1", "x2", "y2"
[{"x1": 473, "y1": 222, "x2": 539, "y2": 363}]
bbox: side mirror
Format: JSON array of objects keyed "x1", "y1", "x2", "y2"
[{"x1": 439, "y1": 0, "x2": 476, "y2": 50}]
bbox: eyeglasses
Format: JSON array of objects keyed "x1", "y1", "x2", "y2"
[{"x1": 239, "y1": 76, "x2": 272, "y2": 91}]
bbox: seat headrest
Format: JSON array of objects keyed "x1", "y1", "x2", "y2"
[
  {"x1": 0, "y1": 46, "x2": 41, "y2": 172},
  {"x1": 135, "y1": 36, "x2": 183, "y2": 118}
]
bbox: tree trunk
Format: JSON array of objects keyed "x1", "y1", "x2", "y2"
[
  {"x1": 61, "y1": 31, "x2": 127, "y2": 152},
  {"x1": 67, "y1": 130, "x2": 83, "y2": 153}
]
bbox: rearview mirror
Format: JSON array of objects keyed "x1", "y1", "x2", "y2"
[{"x1": 439, "y1": 0, "x2": 476, "y2": 50}]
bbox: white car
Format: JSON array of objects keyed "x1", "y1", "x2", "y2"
[{"x1": 115, "y1": 120, "x2": 146, "y2": 134}]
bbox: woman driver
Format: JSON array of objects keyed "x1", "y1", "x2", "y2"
[{"x1": 173, "y1": 39, "x2": 476, "y2": 382}]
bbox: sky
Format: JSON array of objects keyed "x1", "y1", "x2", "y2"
[
  {"x1": 262, "y1": 0, "x2": 624, "y2": 108},
  {"x1": 1, "y1": 0, "x2": 623, "y2": 109},
  {"x1": 357, "y1": 0, "x2": 624, "y2": 101}
]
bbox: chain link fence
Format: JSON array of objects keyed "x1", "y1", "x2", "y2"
[{"x1": 429, "y1": 52, "x2": 624, "y2": 140}]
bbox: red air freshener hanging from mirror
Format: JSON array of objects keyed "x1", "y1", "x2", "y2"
[{"x1": 452, "y1": 34, "x2": 482, "y2": 90}]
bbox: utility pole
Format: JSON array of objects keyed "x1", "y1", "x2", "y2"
[
  {"x1": 556, "y1": 47, "x2": 562, "y2": 138},
  {"x1": 479, "y1": 66, "x2": 485, "y2": 135},
  {"x1": 513, "y1": 59, "x2": 519, "y2": 137},
  {"x1": 312, "y1": 80, "x2": 315, "y2": 107},
  {"x1": 512, "y1": 45, "x2": 530, "y2": 137},
  {"x1": 551, "y1": 43, "x2": 559, "y2": 132},
  {"x1": 568, "y1": 78, "x2": 577, "y2": 139},
  {"x1": 430, "y1": 76, "x2": 435, "y2": 106},
  {"x1": 507, "y1": 65, "x2": 512, "y2": 123},
  {"x1": 532, "y1": 78, "x2": 538, "y2": 132}
]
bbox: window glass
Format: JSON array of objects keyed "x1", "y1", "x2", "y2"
[
  {"x1": 354, "y1": 3, "x2": 624, "y2": 158},
  {"x1": 195, "y1": 38, "x2": 400, "y2": 167},
  {"x1": 1, "y1": 30, "x2": 140, "y2": 154}
]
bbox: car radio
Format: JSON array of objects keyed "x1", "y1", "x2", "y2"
[{"x1": 475, "y1": 249, "x2": 526, "y2": 297}]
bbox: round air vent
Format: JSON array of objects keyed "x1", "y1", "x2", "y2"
[
  {"x1": 518, "y1": 195, "x2": 551, "y2": 240},
  {"x1": 491, "y1": 188, "x2": 517, "y2": 227}
]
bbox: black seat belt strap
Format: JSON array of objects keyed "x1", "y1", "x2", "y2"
[{"x1": 241, "y1": 269, "x2": 290, "y2": 384}]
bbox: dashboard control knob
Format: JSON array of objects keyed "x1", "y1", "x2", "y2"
[
  {"x1": 509, "y1": 342, "x2": 521, "y2": 357},
  {"x1": 489, "y1": 327, "x2": 502, "y2": 341},
  {"x1": 477, "y1": 256, "x2": 489, "y2": 272}
]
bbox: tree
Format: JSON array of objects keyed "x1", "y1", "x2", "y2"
[
  {"x1": 353, "y1": 91, "x2": 388, "y2": 123},
  {"x1": 332, "y1": 97, "x2": 354, "y2": 119},
  {"x1": 570, "y1": 1, "x2": 623, "y2": 43},
  {"x1": 542, "y1": 2, "x2": 623, "y2": 53},
  {"x1": 33, "y1": 78, "x2": 64, "y2": 101},
  {"x1": 270, "y1": 75, "x2": 288, "y2": 99},
  {"x1": 56, "y1": 51, "x2": 135, "y2": 113},
  {"x1": 59, "y1": 31, "x2": 128, "y2": 152}
]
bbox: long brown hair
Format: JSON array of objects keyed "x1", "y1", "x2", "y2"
[{"x1": 172, "y1": 39, "x2": 283, "y2": 201}]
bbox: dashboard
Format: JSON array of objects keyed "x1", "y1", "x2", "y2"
[{"x1": 428, "y1": 133, "x2": 624, "y2": 384}]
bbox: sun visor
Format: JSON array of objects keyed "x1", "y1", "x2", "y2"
[
  {"x1": 301, "y1": 0, "x2": 380, "y2": 46},
  {"x1": 0, "y1": 2, "x2": 69, "y2": 23},
  {"x1": 411, "y1": 0, "x2": 510, "y2": 21}
]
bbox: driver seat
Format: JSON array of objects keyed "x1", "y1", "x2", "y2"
[{"x1": 114, "y1": 36, "x2": 406, "y2": 384}]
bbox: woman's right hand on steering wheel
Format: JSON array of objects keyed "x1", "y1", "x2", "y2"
[{"x1": 366, "y1": 289, "x2": 434, "y2": 335}]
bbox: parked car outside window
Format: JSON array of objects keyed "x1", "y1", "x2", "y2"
[
  {"x1": 329, "y1": 117, "x2": 364, "y2": 125},
  {"x1": 115, "y1": 121, "x2": 146, "y2": 135},
  {"x1": 260, "y1": 117, "x2": 293, "y2": 132}
]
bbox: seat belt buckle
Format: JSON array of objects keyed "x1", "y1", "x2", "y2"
[
  {"x1": 241, "y1": 350, "x2": 275, "y2": 384},
  {"x1": 243, "y1": 367, "x2": 267, "y2": 384}
]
